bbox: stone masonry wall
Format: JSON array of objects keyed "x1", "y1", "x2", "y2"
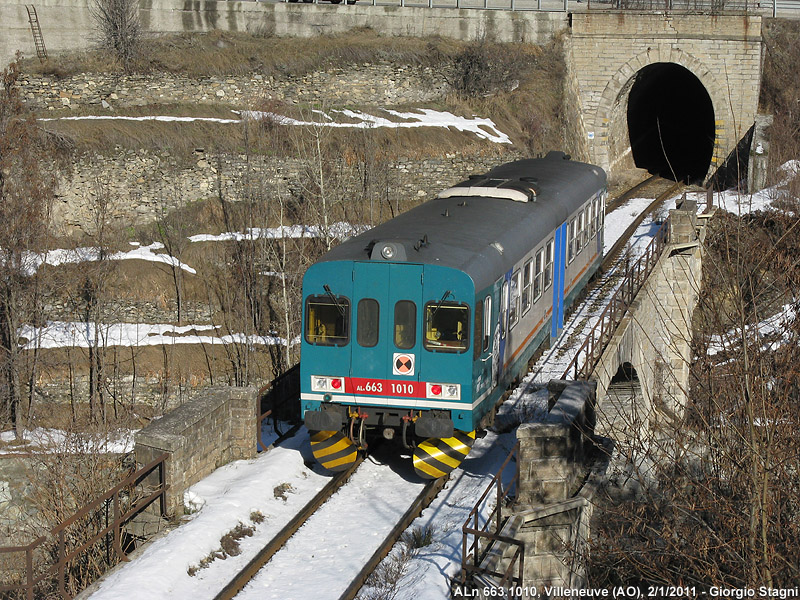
[
  {"x1": 134, "y1": 386, "x2": 257, "y2": 516},
  {"x1": 52, "y1": 150, "x2": 519, "y2": 232},
  {"x1": 19, "y1": 65, "x2": 446, "y2": 112}
]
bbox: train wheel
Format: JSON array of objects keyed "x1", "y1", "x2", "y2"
[
  {"x1": 310, "y1": 430, "x2": 358, "y2": 472},
  {"x1": 412, "y1": 430, "x2": 476, "y2": 479}
]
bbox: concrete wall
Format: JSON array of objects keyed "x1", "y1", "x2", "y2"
[
  {"x1": 2, "y1": 0, "x2": 568, "y2": 65},
  {"x1": 592, "y1": 206, "x2": 705, "y2": 442},
  {"x1": 134, "y1": 386, "x2": 257, "y2": 516},
  {"x1": 569, "y1": 12, "x2": 763, "y2": 181}
]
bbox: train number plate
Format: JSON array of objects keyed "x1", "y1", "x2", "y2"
[{"x1": 347, "y1": 378, "x2": 425, "y2": 398}]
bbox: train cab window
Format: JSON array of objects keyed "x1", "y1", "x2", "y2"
[
  {"x1": 544, "y1": 239, "x2": 554, "y2": 290},
  {"x1": 483, "y1": 296, "x2": 491, "y2": 352},
  {"x1": 357, "y1": 298, "x2": 380, "y2": 347},
  {"x1": 509, "y1": 271, "x2": 520, "y2": 328},
  {"x1": 305, "y1": 295, "x2": 350, "y2": 346},
  {"x1": 568, "y1": 219, "x2": 577, "y2": 264},
  {"x1": 534, "y1": 248, "x2": 544, "y2": 302},
  {"x1": 424, "y1": 302, "x2": 469, "y2": 353},
  {"x1": 394, "y1": 301, "x2": 416, "y2": 350},
  {"x1": 522, "y1": 259, "x2": 533, "y2": 314}
]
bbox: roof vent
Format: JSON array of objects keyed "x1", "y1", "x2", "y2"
[{"x1": 437, "y1": 177, "x2": 538, "y2": 203}]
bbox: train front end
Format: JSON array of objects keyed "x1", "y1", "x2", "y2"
[{"x1": 300, "y1": 248, "x2": 478, "y2": 479}]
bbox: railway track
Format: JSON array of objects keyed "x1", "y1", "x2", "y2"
[
  {"x1": 213, "y1": 456, "x2": 446, "y2": 600},
  {"x1": 602, "y1": 175, "x2": 684, "y2": 269}
]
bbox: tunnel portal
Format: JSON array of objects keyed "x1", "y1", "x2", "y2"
[{"x1": 627, "y1": 63, "x2": 715, "y2": 184}]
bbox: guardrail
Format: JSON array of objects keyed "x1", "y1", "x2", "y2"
[
  {"x1": 460, "y1": 442, "x2": 523, "y2": 590},
  {"x1": 0, "y1": 453, "x2": 168, "y2": 600},
  {"x1": 561, "y1": 218, "x2": 670, "y2": 381},
  {"x1": 284, "y1": 0, "x2": 570, "y2": 11}
]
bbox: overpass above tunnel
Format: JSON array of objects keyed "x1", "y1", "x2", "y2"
[{"x1": 567, "y1": 12, "x2": 763, "y2": 185}]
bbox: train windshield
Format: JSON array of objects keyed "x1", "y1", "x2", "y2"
[
  {"x1": 305, "y1": 295, "x2": 350, "y2": 346},
  {"x1": 424, "y1": 302, "x2": 469, "y2": 352}
]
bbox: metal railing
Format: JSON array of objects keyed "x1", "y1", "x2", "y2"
[
  {"x1": 561, "y1": 218, "x2": 670, "y2": 381},
  {"x1": 460, "y1": 442, "x2": 524, "y2": 591},
  {"x1": 0, "y1": 453, "x2": 168, "y2": 600}
]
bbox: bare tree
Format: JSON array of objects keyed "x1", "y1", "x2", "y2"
[
  {"x1": 91, "y1": 0, "x2": 141, "y2": 71},
  {"x1": 0, "y1": 58, "x2": 57, "y2": 438}
]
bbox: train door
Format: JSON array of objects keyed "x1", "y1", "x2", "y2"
[
  {"x1": 351, "y1": 262, "x2": 423, "y2": 385},
  {"x1": 551, "y1": 222, "x2": 568, "y2": 338}
]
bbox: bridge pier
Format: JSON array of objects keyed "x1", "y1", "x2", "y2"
[{"x1": 592, "y1": 202, "x2": 706, "y2": 442}]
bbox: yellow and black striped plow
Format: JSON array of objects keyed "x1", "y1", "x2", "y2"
[
  {"x1": 412, "y1": 430, "x2": 476, "y2": 479},
  {"x1": 310, "y1": 430, "x2": 358, "y2": 472}
]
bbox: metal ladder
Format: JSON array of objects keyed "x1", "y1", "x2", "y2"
[{"x1": 25, "y1": 5, "x2": 48, "y2": 63}]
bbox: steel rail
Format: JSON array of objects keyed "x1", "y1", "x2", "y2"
[
  {"x1": 602, "y1": 179, "x2": 683, "y2": 270},
  {"x1": 213, "y1": 457, "x2": 365, "y2": 600},
  {"x1": 338, "y1": 475, "x2": 448, "y2": 600}
]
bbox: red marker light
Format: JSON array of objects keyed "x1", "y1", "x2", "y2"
[
  {"x1": 331, "y1": 378, "x2": 342, "y2": 390},
  {"x1": 430, "y1": 384, "x2": 442, "y2": 396}
]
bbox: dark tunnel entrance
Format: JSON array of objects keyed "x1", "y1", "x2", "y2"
[{"x1": 627, "y1": 63, "x2": 715, "y2": 184}]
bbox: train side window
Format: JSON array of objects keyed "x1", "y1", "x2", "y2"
[
  {"x1": 577, "y1": 212, "x2": 585, "y2": 252},
  {"x1": 394, "y1": 301, "x2": 416, "y2": 350},
  {"x1": 424, "y1": 301, "x2": 469, "y2": 353},
  {"x1": 584, "y1": 207, "x2": 591, "y2": 247},
  {"x1": 590, "y1": 199, "x2": 597, "y2": 239},
  {"x1": 600, "y1": 192, "x2": 606, "y2": 230},
  {"x1": 483, "y1": 296, "x2": 491, "y2": 352},
  {"x1": 544, "y1": 239, "x2": 554, "y2": 290},
  {"x1": 534, "y1": 248, "x2": 544, "y2": 302},
  {"x1": 473, "y1": 300, "x2": 483, "y2": 360},
  {"x1": 522, "y1": 259, "x2": 533, "y2": 315},
  {"x1": 305, "y1": 295, "x2": 350, "y2": 346},
  {"x1": 356, "y1": 298, "x2": 379, "y2": 348},
  {"x1": 568, "y1": 219, "x2": 577, "y2": 264},
  {"x1": 509, "y1": 270, "x2": 520, "y2": 329},
  {"x1": 500, "y1": 280, "x2": 508, "y2": 339}
]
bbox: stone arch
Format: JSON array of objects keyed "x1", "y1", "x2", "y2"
[{"x1": 591, "y1": 46, "x2": 734, "y2": 183}]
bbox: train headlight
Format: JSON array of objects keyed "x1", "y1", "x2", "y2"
[
  {"x1": 427, "y1": 382, "x2": 460, "y2": 400},
  {"x1": 311, "y1": 376, "x2": 345, "y2": 393},
  {"x1": 380, "y1": 244, "x2": 395, "y2": 259}
]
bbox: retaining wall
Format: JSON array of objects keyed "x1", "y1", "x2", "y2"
[
  {"x1": 134, "y1": 385, "x2": 257, "y2": 516},
  {"x1": 2, "y1": 0, "x2": 567, "y2": 65}
]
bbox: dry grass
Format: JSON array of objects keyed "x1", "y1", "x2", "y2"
[{"x1": 23, "y1": 29, "x2": 454, "y2": 79}]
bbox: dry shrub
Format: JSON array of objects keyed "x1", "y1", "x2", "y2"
[{"x1": 590, "y1": 209, "x2": 800, "y2": 587}]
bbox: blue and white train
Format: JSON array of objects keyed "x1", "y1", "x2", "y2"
[{"x1": 300, "y1": 152, "x2": 606, "y2": 478}]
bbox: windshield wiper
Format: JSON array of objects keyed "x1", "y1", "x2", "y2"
[
  {"x1": 431, "y1": 290, "x2": 452, "y2": 320},
  {"x1": 323, "y1": 284, "x2": 346, "y2": 317}
]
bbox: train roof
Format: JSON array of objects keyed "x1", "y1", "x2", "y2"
[{"x1": 315, "y1": 152, "x2": 607, "y2": 292}]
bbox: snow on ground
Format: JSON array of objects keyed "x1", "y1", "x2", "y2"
[
  {"x1": 684, "y1": 159, "x2": 799, "y2": 216},
  {"x1": 0, "y1": 427, "x2": 134, "y2": 454},
  {"x1": 238, "y1": 457, "x2": 424, "y2": 600},
  {"x1": 188, "y1": 222, "x2": 367, "y2": 243},
  {"x1": 89, "y1": 432, "x2": 335, "y2": 600},
  {"x1": 18, "y1": 321, "x2": 288, "y2": 350},
  {"x1": 22, "y1": 242, "x2": 196, "y2": 276},
  {"x1": 707, "y1": 301, "x2": 798, "y2": 357},
  {"x1": 41, "y1": 108, "x2": 512, "y2": 145}
]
